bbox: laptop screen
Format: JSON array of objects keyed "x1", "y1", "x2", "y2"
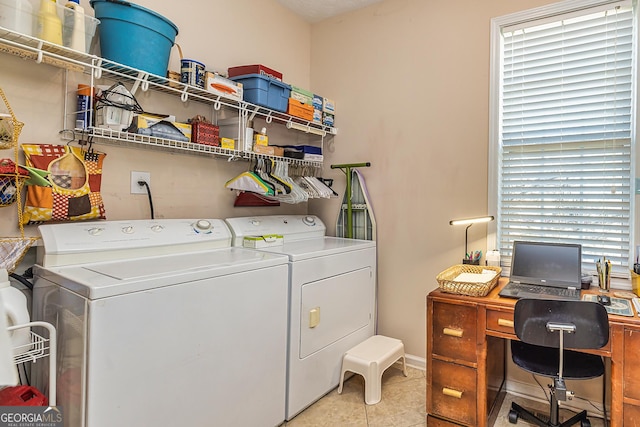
[{"x1": 510, "y1": 241, "x2": 582, "y2": 288}]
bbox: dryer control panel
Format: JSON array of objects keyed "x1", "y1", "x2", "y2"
[{"x1": 225, "y1": 215, "x2": 327, "y2": 246}]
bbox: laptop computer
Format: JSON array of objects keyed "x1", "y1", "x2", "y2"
[{"x1": 498, "y1": 241, "x2": 582, "y2": 300}]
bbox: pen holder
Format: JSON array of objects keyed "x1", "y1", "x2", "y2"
[
  {"x1": 596, "y1": 262, "x2": 611, "y2": 293},
  {"x1": 462, "y1": 258, "x2": 480, "y2": 265}
]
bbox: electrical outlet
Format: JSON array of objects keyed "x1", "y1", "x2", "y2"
[{"x1": 131, "y1": 171, "x2": 150, "y2": 194}]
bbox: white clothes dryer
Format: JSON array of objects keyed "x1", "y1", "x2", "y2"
[
  {"x1": 31, "y1": 219, "x2": 289, "y2": 427},
  {"x1": 225, "y1": 215, "x2": 377, "y2": 420}
]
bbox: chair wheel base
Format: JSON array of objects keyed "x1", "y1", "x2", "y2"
[
  {"x1": 508, "y1": 401, "x2": 592, "y2": 426},
  {"x1": 508, "y1": 409, "x2": 519, "y2": 424}
]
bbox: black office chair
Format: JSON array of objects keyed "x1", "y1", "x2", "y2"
[{"x1": 508, "y1": 298, "x2": 609, "y2": 427}]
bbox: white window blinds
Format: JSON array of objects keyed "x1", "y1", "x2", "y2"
[{"x1": 498, "y1": 1, "x2": 634, "y2": 277}]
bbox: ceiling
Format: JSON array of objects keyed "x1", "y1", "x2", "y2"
[{"x1": 276, "y1": 0, "x2": 385, "y2": 23}]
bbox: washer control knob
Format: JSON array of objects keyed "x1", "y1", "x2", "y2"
[
  {"x1": 251, "y1": 220, "x2": 261, "y2": 226},
  {"x1": 195, "y1": 220, "x2": 212, "y2": 231},
  {"x1": 150, "y1": 225, "x2": 164, "y2": 233},
  {"x1": 88, "y1": 227, "x2": 104, "y2": 236},
  {"x1": 303, "y1": 216, "x2": 316, "y2": 226},
  {"x1": 122, "y1": 226, "x2": 134, "y2": 234}
]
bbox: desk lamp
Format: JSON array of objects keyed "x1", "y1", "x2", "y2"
[{"x1": 449, "y1": 216, "x2": 494, "y2": 264}]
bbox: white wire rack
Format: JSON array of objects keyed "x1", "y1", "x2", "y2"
[
  {"x1": 7, "y1": 321, "x2": 56, "y2": 406},
  {"x1": 0, "y1": 26, "x2": 336, "y2": 167}
]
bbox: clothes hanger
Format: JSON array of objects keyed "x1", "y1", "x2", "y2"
[
  {"x1": 256, "y1": 158, "x2": 284, "y2": 195},
  {"x1": 267, "y1": 159, "x2": 292, "y2": 195},
  {"x1": 253, "y1": 158, "x2": 277, "y2": 194},
  {"x1": 271, "y1": 161, "x2": 307, "y2": 204},
  {"x1": 225, "y1": 161, "x2": 275, "y2": 195},
  {"x1": 225, "y1": 171, "x2": 274, "y2": 195}
]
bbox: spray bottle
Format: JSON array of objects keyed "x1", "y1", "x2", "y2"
[{"x1": 63, "y1": 0, "x2": 85, "y2": 52}]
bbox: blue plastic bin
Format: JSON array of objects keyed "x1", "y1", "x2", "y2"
[
  {"x1": 90, "y1": 0, "x2": 178, "y2": 77},
  {"x1": 230, "y1": 74, "x2": 291, "y2": 112}
]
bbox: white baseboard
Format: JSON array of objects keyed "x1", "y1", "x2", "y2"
[{"x1": 405, "y1": 353, "x2": 425, "y2": 370}]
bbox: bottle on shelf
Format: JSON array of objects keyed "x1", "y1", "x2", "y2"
[
  {"x1": 76, "y1": 83, "x2": 93, "y2": 129},
  {"x1": 0, "y1": 0, "x2": 34, "y2": 36},
  {"x1": 254, "y1": 126, "x2": 268, "y2": 147},
  {"x1": 37, "y1": 0, "x2": 63, "y2": 45},
  {"x1": 244, "y1": 120, "x2": 254, "y2": 152},
  {"x1": 63, "y1": 0, "x2": 85, "y2": 52}
]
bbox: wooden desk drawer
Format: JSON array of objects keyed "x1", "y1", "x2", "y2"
[
  {"x1": 486, "y1": 309, "x2": 515, "y2": 336},
  {"x1": 624, "y1": 328, "x2": 640, "y2": 401},
  {"x1": 624, "y1": 404, "x2": 640, "y2": 426},
  {"x1": 427, "y1": 414, "x2": 464, "y2": 426},
  {"x1": 432, "y1": 301, "x2": 477, "y2": 363},
  {"x1": 430, "y1": 359, "x2": 477, "y2": 426}
]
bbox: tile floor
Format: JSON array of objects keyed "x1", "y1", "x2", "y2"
[
  {"x1": 283, "y1": 363, "x2": 608, "y2": 427},
  {"x1": 283, "y1": 363, "x2": 425, "y2": 427}
]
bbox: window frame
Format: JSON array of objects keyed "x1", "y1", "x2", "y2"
[{"x1": 488, "y1": 0, "x2": 638, "y2": 284}]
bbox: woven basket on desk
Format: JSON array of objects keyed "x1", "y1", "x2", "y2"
[{"x1": 436, "y1": 264, "x2": 502, "y2": 297}]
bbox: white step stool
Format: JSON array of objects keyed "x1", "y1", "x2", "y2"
[{"x1": 337, "y1": 335, "x2": 408, "y2": 405}]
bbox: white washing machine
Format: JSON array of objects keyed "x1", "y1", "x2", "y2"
[
  {"x1": 31, "y1": 219, "x2": 289, "y2": 427},
  {"x1": 225, "y1": 215, "x2": 377, "y2": 420}
]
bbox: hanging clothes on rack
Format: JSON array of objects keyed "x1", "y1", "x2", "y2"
[
  {"x1": 225, "y1": 170, "x2": 274, "y2": 196},
  {"x1": 225, "y1": 158, "x2": 338, "y2": 205}
]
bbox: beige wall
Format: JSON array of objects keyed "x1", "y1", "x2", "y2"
[
  {"x1": 307, "y1": 0, "x2": 607, "y2": 404},
  {"x1": 0, "y1": 0, "x2": 621, "y2": 400},
  {"x1": 309, "y1": 0, "x2": 558, "y2": 358},
  {"x1": 0, "y1": 0, "x2": 313, "y2": 239}
]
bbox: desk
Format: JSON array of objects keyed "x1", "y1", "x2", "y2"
[{"x1": 426, "y1": 278, "x2": 640, "y2": 427}]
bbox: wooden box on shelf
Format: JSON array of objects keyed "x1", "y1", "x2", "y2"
[{"x1": 191, "y1": 121, "x2": 219, "y2": 146}]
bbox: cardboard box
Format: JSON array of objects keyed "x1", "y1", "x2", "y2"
[
  {"x1": 129, "y1": 113, "x2": 177, "y2": 130},
  {"x1": 220, "y1": 137, "x2": 235, "y2": 150},
  {"x1": 322, "y1": 112, "x2": 334, "y2": 127},
  {"x1": 205, "y1": 72, "x2": 243, "y2": 101},
  {"x1": 287, "y1": 98, "x2": 314, "y2": 121},
  {"x1": 323, "y1": 97, "x2": 335, "y2": 114},
  {"x1": 312, "y1": 94, "x2": 323, "y2": 110},
  {"x1": 291, "y1": 85, "x2": 313, "y2": 105},
  {"x1": 304, "y1": 153, "x2": 324, "y2": 162},
  {"x1": 254, "y1": 134, "x2": 269, "y2": 146},
  {"x1": 243, "y1": 234, "x2": 284, "y2": 248},
  {"x1": 291, "y1": 91, "x2": 313, "y2": 105},
  {"x1": 313, "y1": 108, "x2": 322, "y2": 124},
  {"x1": 253, "y1": 144, "x2": 275, "y2": 155},
  {"x1": 173, "y1": 122, "x2": 191, "y2": 142},
  {"x1": 253, "y1": 144, "x2": 284, "y2": 156},
  {"x1": 284, "y1": 145, "x2": 322, "y2": 155},
  {"x1": 192, "y1": 121, "x2": 220, "y2": 146}
]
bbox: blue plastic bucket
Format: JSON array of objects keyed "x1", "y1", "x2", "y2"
[{"x1": 90, "y1": 0, "x2": 178, "y2": 77}]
